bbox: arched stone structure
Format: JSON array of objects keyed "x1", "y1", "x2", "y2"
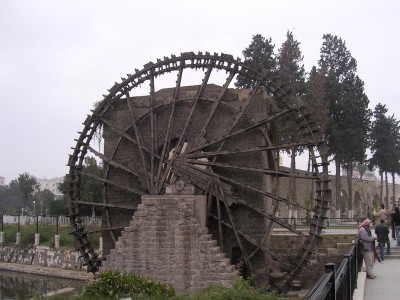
[{"x1": 286, "y1": 171, "x2": 400, "y2": 220}]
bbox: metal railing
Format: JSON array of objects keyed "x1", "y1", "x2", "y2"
[{"x1": 304, "y1": 237, "x2": 364, "y2": 300}]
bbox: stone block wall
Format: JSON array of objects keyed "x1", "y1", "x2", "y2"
[
  {"x1": 104, "y1": 195, "x2": 238, "y2": 293},
  {"x1": 270, "y1": 233, "x2": 356, "y2": 288}
]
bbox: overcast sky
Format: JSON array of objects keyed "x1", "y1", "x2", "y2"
[{"x1": 1, "y1": 0, "x2": 399, "y2": 184}]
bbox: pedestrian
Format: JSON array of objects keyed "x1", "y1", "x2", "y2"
[
  {"x1": 373, "y1": 204, "x2": 387, "y2": 224},
  {"x1": 392, "y1": 206, "x2": 400, "y2": 246},
  {"x1": 390, "y1": 208, "x2": 396, "y2": 240},
  {"x1": 358, "y1": 218, "x2": 377, "y2": 279},
  {"x1": 375, "y1": 219, "x2": 390, "y2": 261}
]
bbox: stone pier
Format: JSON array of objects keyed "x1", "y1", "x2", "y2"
[{"x1": 104, "y1": 195, "x2": 237, "y2": 292}]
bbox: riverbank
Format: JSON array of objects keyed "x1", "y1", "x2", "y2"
[{"x1": 0, "y1": 261, "x2": 94, "y2": 282}]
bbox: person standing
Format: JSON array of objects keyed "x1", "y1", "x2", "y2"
[
  {"x1": 358, "y1": 218, "x2": 377, "y2": 279},
  {"x1": 375, "y1": 219, "x2": 390, "y2": 261},
  {"x1": 373, "y1": 204, "x2": 387, "y2": 224},
  {"x1": 390, "y1": 208, "x2": 396, "y2": 240},
  {"x1": 392, "y1": 207, "x2": 400, "y2": 246}
]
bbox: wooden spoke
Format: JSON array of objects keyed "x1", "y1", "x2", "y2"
[
  {"x1": 214, "y1": 183, "x2": 224, "y2": 251},
  {"x1": 156, "y1": 63, "x2": 215, "y2": 190},
  {"x1": 155, "y1": 65, "x2": 183, "y2": 193},
  {"x1": 185, "y1": 108, "x2": 292, "y2": 155},
  {"x1": 210, "y1": 214, "x2": 293, "y2": 271},
  {"x1": 149, "y1": 71, "x2": 156, "y2": 193},
  {"x1": 179, "y1": 161, "x2": 311, "y2": 211},
  {"x1": 183, "y1": 140, "x2": 313, "y2": 159},
  {"x1": 215, "y1": 179, "x2": 253, "y2": 273},
  {"x1": 86, "y1": 226, "x2": 125, "y2": 234},
  {"x1": 126, "y1": 91, "x2": 151, "y2": 192},
  {"x1": 74, "y1": 200, "x2": 137, "y2": 211},
  {"x1": 81, "y1": 171, "x2": 145, "y2": 195},
  {"x1": 182, "y1": 158, "x2": 318, "y2": 180},
  {"x1": 191, "y1": 71, "x2": 236, "y2": 149},
  {"x1": 87, "y1": 145, "x2": 145, "y2": 180},
  {"x1": 207, "y1": 81, "x2": 262, "y2": 164}
]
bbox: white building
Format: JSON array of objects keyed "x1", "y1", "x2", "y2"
[
  {"x1": 36, "y1": 177, "x2": 63, "y2": 198},
  {"x1": 342, "y1": 167, "x2": 377, "y2": 182},
  {"x1": 0, "y1": 176, "x2": 5, "y2": 186}
]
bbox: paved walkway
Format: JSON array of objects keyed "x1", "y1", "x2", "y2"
[{"x1": 354, "y1": 229, "x2": 400, "y2": 300}]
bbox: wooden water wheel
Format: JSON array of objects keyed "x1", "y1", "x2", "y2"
[{"x1": 67, "y1": 52, "x2": 331, "y2": 292}]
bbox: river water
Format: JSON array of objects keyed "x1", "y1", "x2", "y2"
[{"x1": 0, "y1": 270, "x2": 86, "y2": 300}]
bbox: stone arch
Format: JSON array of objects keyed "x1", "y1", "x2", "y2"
[
  {"x1": 373, "y1": 194, "x2": 380, "y2": 208},
  {"x1": 364, "y1": 194, "x2": 372, "y2": 219},
  {"x1": 390, "y1": 195, "x2": 396, "y2": 208},
  {"x1": 340, "y1": 189, "x2": 349, "y2": 218},
  {"x1": 354, "y1": 191, "x2": 362, "y2": 218}
]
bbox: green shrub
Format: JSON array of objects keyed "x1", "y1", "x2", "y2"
[
  {"x1": 82, "y1": 270, "x2": 175, "y2": 300},
  {"x1": 175, "y1": 278, "x2": 279, "y2": 300}
]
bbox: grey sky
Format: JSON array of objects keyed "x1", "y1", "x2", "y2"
[{"x1": 1, "y1": 0, "x2": 399, "y2": 184}]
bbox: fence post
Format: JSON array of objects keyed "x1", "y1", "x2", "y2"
[
  {"x1": 0, "y1": 215, "x2": 4, "y2": 243},
  {"x1": 325, "y1": 263, "x2": 336, "y2": 300},
  {"x1": 35, "y1": 215, "x2": 40, "y2": 246},
  {"x1": 344, "y1": 253, "x2": 352, "y2": 298},
  {"x1": 99, "y1": 236, "x2": 103, "y2": 252},
  {"x1": 55, "y1": 216, "x2": 60, "y2": 248},
  {"x1": 15, "y1": 215, "x2": 21, "y2": 245}
]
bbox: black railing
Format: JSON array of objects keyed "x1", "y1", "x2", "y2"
[
  {"x1": 273, "y1": 217, "x2": 367, "y2": 230},
  {"x1": 304, "y1": 237, "x2": 364, "y2": 300}
]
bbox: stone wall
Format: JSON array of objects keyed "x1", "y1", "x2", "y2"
[
  {"x1": 0, "y1": 245, "x2": 85, "y2": 270},
  {"x1": 0, "y1": 231, "x2": 356, "y2": 291},
  {"x1": 104, "y1": 195, "x2": 238, "y2": 293},
  {"x1": 270, "y1": 232, "x2": 356, "y2": 288}
]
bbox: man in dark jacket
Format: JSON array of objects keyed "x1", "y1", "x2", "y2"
[
  {"x1": 392, "y1": 207, "x2": 400, "y2": 246},
  {"x1": 375, "y1": 219, "x2": 390, "y2": 261}
]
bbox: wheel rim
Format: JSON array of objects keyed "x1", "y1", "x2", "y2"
[{"x1": 67, "y1": 52, "x2": 330, "y2": 291}]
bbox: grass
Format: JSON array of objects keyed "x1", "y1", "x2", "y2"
[{"x1": 1, "y1": 224, "x2": 100, "y2": 249}]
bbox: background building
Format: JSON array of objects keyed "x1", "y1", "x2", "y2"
[{"x1": 36, "y1": 177, "x2": 63, "y2": 198}]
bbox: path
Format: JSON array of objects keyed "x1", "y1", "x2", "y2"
[{"x1": 354, "y1": 229, "x2": 400, "y2": 300}]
